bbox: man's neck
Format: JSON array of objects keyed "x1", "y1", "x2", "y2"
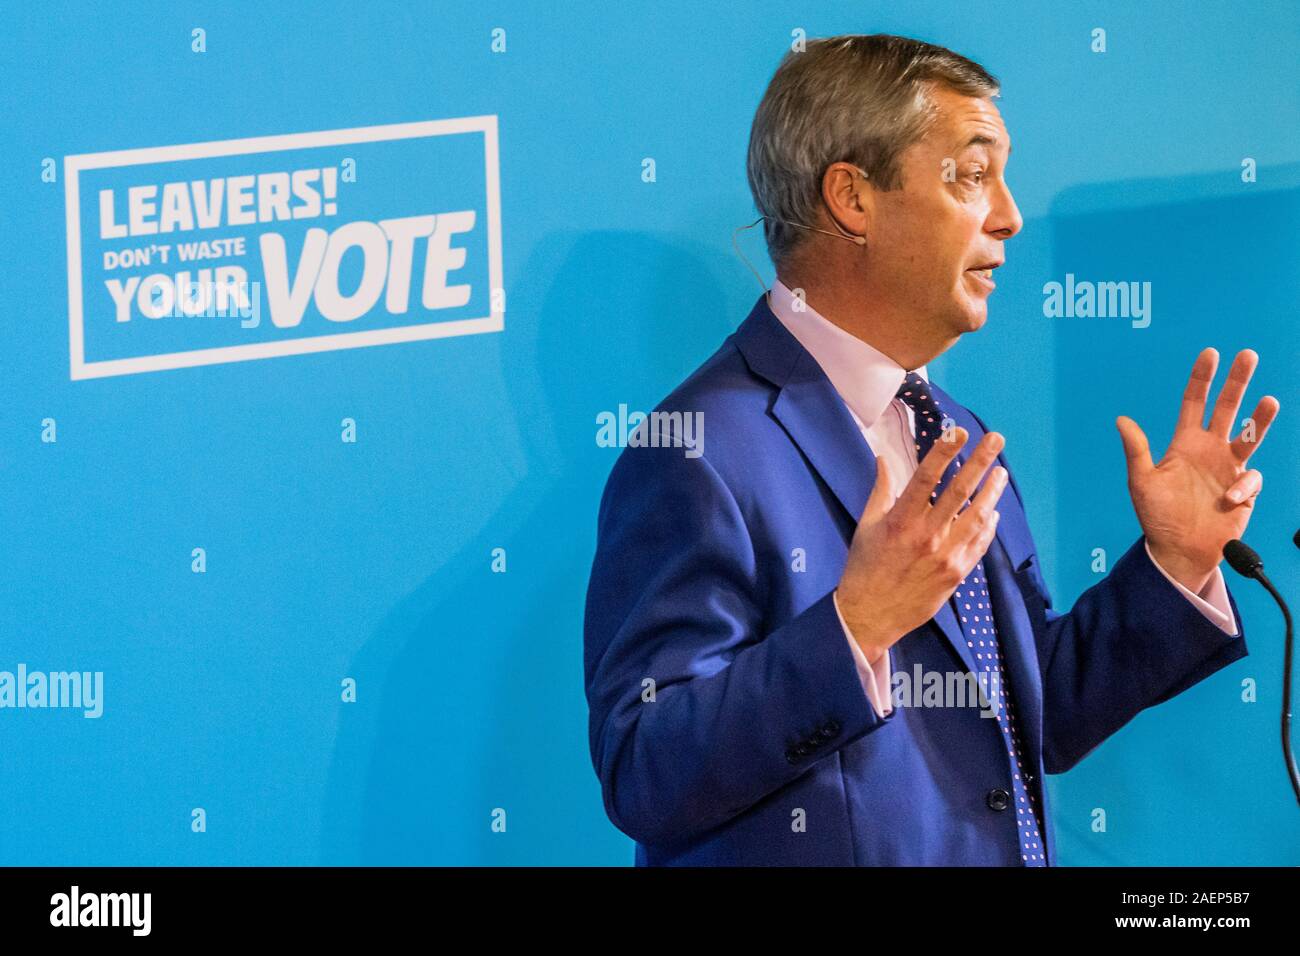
[{"x1": 774, "y1": 272, "x2": 950, "y2": 371}]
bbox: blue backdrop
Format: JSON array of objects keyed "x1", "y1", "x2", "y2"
[{"x1": 0, "y1": 1, "x2": 1295, "y2": 865}]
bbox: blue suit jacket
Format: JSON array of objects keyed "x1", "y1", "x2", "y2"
[{"x1": 583, "y1": 294, "x2": 1247, "y2": 866}]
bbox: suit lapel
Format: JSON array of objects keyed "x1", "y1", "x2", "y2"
[
  {"x1": 734, "y1": 297, "x2": 980, "y2": 676},
  {"x1": 735, "y1": 295, "x2": 877, "y2": 524},
  {"x1": 771, "y1": 352, "x2": 879, "y2": 527}
]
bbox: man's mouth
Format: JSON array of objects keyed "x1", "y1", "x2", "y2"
[{"x1": 965, "y1": 261, "x2": 1002, "y2": 291}]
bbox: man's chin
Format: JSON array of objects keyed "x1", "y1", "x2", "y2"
[{"x1": 953, "y1": 300, "x2": 989, "y2": 334}]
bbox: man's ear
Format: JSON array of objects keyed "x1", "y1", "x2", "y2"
[{"x1": 820, "y1": 162, "x2": 872, "y2": 242}]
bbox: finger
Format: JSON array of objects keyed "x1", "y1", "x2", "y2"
[
  {"x1": 957, "y1": 507, "x2": 1001, "y2": 569},
  {"x1": 952, "y1": 465, "x2": 1009, "y2": 545},
  {"x1": 1230, "y1": 395, "x2": 1280, "y2": 462},
  {"x1": 1224, "y1": 469, "x2": 1262, "y2": 506},
  {"x1": 895, "y1": 426, "x2": 967, "y2": 517},
  {"x1": 1207, "y1": 349, "x2": 1258, "y2": 438},
  {"x1": 1116, "y1": 415, "x2": 1155, "y2": 476},
  {"x1": 929, "y1": 432, "x2": 1005, "y2": 527},
  {"x1": 1176, "y1": 347, "x2": 1219, "y2": 431},
  {"x1": 860, "y1": 455, "x2": 895, "y2": 524}
]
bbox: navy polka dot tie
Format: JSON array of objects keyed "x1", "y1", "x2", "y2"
[{"x1": 895, "y1": 372, "x2": 1047, "y2": 866}]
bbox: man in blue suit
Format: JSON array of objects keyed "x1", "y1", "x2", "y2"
[{"x1": 583, "y1": 34, "x2": 1279, "y2": 865}]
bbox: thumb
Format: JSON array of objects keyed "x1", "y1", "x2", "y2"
[
  {"x1": 1116, "y1": 415, "x2": 1154, "y2": 476},
  {"x1": 861, "y1": 455, "x2": 895, "y2": 524}
]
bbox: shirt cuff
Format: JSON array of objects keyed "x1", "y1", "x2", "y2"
[
  {"x1": 833, "y1": 590, "x2": 893, "y2": 716},
  {"x1": 1144, "y1": 540, "x2": 1239, "y2": 636}
]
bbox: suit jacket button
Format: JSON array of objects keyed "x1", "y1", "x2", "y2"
[
  {"x1": 822, "y1": 720, "x2": 841, "y2": 736},
  {"x1": 986, "y1": 788, "x2": 1010, "y2": 811},
  {"x1": 785, "y1": 749, "x2": 799, "y2": 764},
  {"x1": 795, "y1": 743, "x2": 813, "y2": 756}
]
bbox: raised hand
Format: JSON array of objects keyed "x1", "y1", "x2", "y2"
[
  {"x1": 1116, "y1": 348, "x2": 1280, "y2": 592},
  {"x1": 836, "y1": 428, "x2": 1008, "y2": 664}
]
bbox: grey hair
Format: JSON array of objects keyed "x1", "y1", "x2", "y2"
[{"x1": 746, "y1": 34, "x2": 999, "y2": 265}]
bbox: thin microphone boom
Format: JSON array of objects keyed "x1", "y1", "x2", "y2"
[{"x1": 1223, "y1": 538, "x2": 1300, "y2": 807}]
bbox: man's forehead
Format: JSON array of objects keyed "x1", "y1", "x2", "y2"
[{"x1": 928, "y1": 87, "x2": 1012, "y2": 154}]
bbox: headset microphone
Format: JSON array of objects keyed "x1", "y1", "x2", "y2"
[{"x1": 731, "y1": 165, "x2": 871, "y2": 299}]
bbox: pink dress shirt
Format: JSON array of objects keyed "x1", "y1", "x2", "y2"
[{"x1": 767, "y1": 279, "x2": 1239, "y2": 718}]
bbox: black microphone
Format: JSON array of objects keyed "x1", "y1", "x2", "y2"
[
  {"x1": 1223, "y1": 538, "x2": 1299, "y2": 806},
  {"x1": 1224, "y1": 539, "x2": 1265, "y2": 577}
]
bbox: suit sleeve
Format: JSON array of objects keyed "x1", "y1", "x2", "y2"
[
  {"x1": 1012, "y1": 516, "x2": 1248, "y2": 775},
  {"x1": 964, "y1": 408, "x2": 1250, "y2": 776},
  {"x1": 583, "y1": 444, "x2": 890, "y2": 847}
]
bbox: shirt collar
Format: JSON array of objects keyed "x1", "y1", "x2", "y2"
[{"x1": 768, "y1": 279, "x2": 928, "y2": 429}]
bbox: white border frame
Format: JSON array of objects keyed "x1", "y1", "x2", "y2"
[{"x1": 64, "y1": 116, "x2": 503, "y2": 380}]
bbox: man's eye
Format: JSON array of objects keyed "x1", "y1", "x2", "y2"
[{"x1": 965, "y1": 170, "x2": 985, "y2": 185}]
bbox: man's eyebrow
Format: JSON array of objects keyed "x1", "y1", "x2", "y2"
[{"x1": 957, "y1": 134, "x2": 1000, "y2": 151}]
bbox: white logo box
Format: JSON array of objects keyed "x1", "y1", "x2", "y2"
[{"x1": 63, "y1": 116, "x2": 503, "y2": 379}]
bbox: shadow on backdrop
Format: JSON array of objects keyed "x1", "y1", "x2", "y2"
[
  {"x1": 1046, "y1": 164, "x2": 1299, "y2": 865},
  {"x1": 321, "y1": 230, "x2": 736, "y2": 863}
]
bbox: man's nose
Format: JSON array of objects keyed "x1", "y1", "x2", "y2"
[{"x1": 987, "y1": 180, "x2": 1023, "y2": 240}]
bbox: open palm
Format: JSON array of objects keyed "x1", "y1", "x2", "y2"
[{"x1": 1117, "y1": 348, "x2": 1279, "y2": 588}]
